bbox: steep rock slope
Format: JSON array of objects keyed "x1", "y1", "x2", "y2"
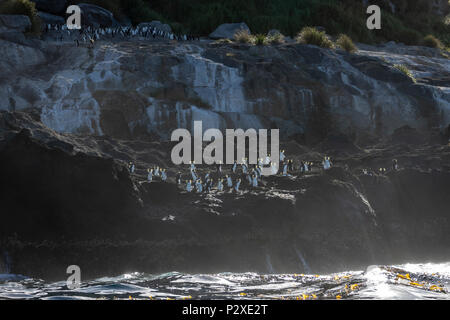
[
  {"x1": 0, "y1": 111, "x2": 449, "y2": 280},
  {"x1": 0, "y1": 39, "x2": 448, "y2": 142}
]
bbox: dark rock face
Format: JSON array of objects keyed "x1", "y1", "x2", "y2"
[
  {"x1": 390, "y1": 125, "x2": 428, "y2": 145},
  {"x1": 30, "y1": 0, "x2": 67, "y2": 15},
  {"x1": 78, "y1": 3, "x2": 120, "y2": 28},
  {"x1": 0, "y1": 112, "x2": 143, "y2": 242},
  {"x1": 1, "y1": 111, "x2": 449, "y2": 280},
  {"x1": 0, "y1": 14, "x2": 30, "y2": 33},
  {"x1": 37, "y1": 11, "x2": 65, "y2": 25}
]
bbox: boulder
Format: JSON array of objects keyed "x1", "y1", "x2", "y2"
[
  {"x1": 137, "y1": 21, "x2": 172, "y2": 33},
  {"x1": 0, "y1": 14, "x2": 31, "y2": 34},
  {"x1": 30, "y1": 0, "x2": 68, "y2": 15},
  {"x1": 267, "y1": 29, "x2": 281, "y2": 37},
  {"x1": 432, "y1": 0, "x2": 450, "y2": 16},
  {"x1": 78, "y1": 3, "x2": 120, "y2": 28},
  {"x1": 37, "y1": 11, "x2": 65, "y2": 25},
  {"x1": 209, "y1": 22, "x2": 250, "y2": 40}
]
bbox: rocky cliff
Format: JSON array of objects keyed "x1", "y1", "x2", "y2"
[
  {"x1": 0, "y1": 36, "x2": 449, "y2": 143},
  {"x1": 1, "y1": 110, "x2": 449, "y2": 280},
  {"x1": 0, "y1": 30, "x2": 449, "y2": 280}
]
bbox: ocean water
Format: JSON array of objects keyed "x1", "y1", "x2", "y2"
[{"x1": 0, "y1": 263, "x2": 449, "y2": 300}]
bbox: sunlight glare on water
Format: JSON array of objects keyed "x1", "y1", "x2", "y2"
[{"x1": 0, "y1": 263, "x2": 449, "y2": 300}]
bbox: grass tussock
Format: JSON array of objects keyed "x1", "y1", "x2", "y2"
[
  {"x1": 296, "y1": 27, "x2": 334, "y2": 49},
  {"x1": 233, "y1": 29, "x2": 254, "y2": 44},
  {"x1": 253, "y1": 34, "x2": 268, "y2": 45},
  {"x1": 336, "y1": 34, "x2": 357, "y2": 53},
  {"x1": 422, "y1": 34, "x2": 443, "y2": 49},
  {"x1": 0, "y1": 0, "x2": 41, "y2": 35},
  {"x1": 213, "y1": 38, "x2": 233, "y2": 45},
  {"x1": 394, "y1": 64, "x2": 417, "y2": 83},
  {"x1": 267, "y1": 31, "x2": 285, "y2": 44}
]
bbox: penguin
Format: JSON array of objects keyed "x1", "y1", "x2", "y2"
[
  {"x1": 154, "y1": 166, "x2": 160, "y2": 177},
  {"x1": 196, "y1": 179, "x2": 203, "y2": 193},
  {"x1": 264, "y1": 154, "x2": 271, "y2": 165},
  {"x1": 258, "y1": 158, "x2": 263, "y2": 167},
  {"x1": 129, "y1": 162, "x2": 135, "y2": 174},
  {"x1": 234, "y1": 179, "x2": 241, "y2": 193},
  {"x1": 256, "y1": 165, "x2": 262, "y2": 178},
  {"x1": 216, "y1": 161, "x2": 222, "y2": 174},
  {"x1": 207, "y1": 178, "x2": 213, "y2": 192},
  {"x1": 271, "y1": 162, "x2": 278, "y2": 175},
  {"x1": 226, "y1": 175, "x2": 233, "y2": 188},
  {"x1": 288, "y1": 159, "x2": 294, "y2": 172},
  {"x1": 161, "y1": 169, "x2": 167, "y2": 182},
  {"x1": 147, "y1": 168, "x2": 153, "y2": 182},
  {"x1": 232, "y1": 161, "x2": 237, "y2": 173},
  {"x1": 176, "y1": 172, "x2": 182, "y2": 184},
  {"x1": 191, "y1": 169, "x2": 197, "y2": 181},
  {"x1": 282, "y1": 162, "x2": 288, "y2": 176},
  {"x1": 205, "y1": 171, "x2": 210, "y2": 181},
  {"x1": 392, "y1": 159, "x2": 399, "y2": 171},
  {"x1": 190, "y1": 160, "x2": 196, "y2": 172},
  {"x1": 280, "y1": 150, "x2": 286, "y2": 162},
  {"x1": 217, "y1": 179, "x2": 224, "y2": 192},
  {"x1": 186, "y1": 180, "x2": 192, "y2": 192},
  {"x1": 247, "y1": 173, "x2": 253, "y2": 185},
  {"x1": 323, "y1": 156, "x2": 331, "y2": 170},
  {"x1": 252, "y1": 174, "x2": 258, "y2": 187},
  {"x1": 242, "y1": 161, "x2": 248, "y2": 174}
]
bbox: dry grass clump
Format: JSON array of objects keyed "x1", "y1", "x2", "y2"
[
  {"x1": 267, "y1": 31, "x2": 285, "y2": 44},
  {"x1": 234, "y1": 29, "x2": 254, "y2": 44},
  {"x1": 422, "y1": 34, "x2": 443, "y2": 49},
  {"x1": 296, "y1": 27, "x2": 334, "y2": 49},
  {"x1": 336, "y1": 34, "x2": 358, "y2": 53}
]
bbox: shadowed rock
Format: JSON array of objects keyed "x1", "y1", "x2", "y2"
[
  {"x1": 209, "y1": 22, "x2": 250, "y2": 40},
  {"x1": 30, "y1": 0, "x2": 67, "y2": 15},
  {"x1": 0, "y1": 111, "x2": 449, "y2": 280}
]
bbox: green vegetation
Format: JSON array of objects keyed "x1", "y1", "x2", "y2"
[
  {"x1": 394, "y1": 64, "x2": 417, "y2": 83},
  {"x1": 422, "y1": 34, "x2": 443, "y2": 49},
  {"x1": 296, "y1": 27, "x2": 334, "y2": 49},
  {"x1": 253, "y1": 34, "x2": 268, "y2": 45},
  {"x1": 336, "y1": 34, "x2": 357, "y2": 53},
  {"x1": 231, "y1": 31, "x2": 283, "y2": 46},
  {"x1": 0, "y1": 0, "x2": 41, "y2": 35},
  {"x1": 71, "y1": 0, "x2": 447, "y2": 48},
  {"x1": 2, "y1": 0, "x2": 447, "y2": 47}
]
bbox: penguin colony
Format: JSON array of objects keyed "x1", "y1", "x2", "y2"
[
  {"x1": 127, "y1": 149, "x2": 403, "y2": 195},
  {"x1": 43, "y1": 23, "x2": 201, "y2": 45}
]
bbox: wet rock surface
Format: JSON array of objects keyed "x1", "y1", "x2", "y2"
[{"x1": 0, "y1": 111, "x2": 449, "y2": 280}]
